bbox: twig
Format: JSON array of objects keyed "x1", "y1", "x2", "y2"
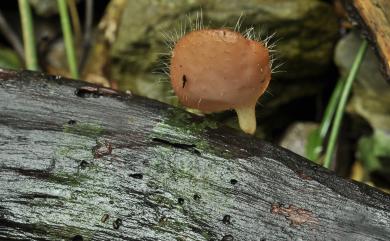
[
  {"x1": 67, "y1": 0, "x2": 81, "y2": 45},
  {"x1": 79, "y1": 0, "x2": 93, "y2": 72},
  {"x1": 0, "y1": 9, "x2": 24, "y2": 60}
]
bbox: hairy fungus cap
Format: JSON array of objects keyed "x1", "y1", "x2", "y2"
[{"x1": 170, "y1": 29, "x2": 272, "y2": 134}]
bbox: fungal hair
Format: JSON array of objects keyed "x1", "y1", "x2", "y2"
[
  {"x1": 234, "y1": 12, "x2": 244, "y2": 32},
  {"x1": 156, "y1": 10, "x2": 207, "y2": 83},
  {"x1": 162, "y1": 10, "x2": 206, "y2": 54}
]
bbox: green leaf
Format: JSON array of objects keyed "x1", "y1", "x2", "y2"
[
  {"x1": 357, "y1": 130, "x2": 390, "y2": 172},
  {"x1": 0, "y1": 47, "x2": 22, "y2": 69},
  {"x1": 305, "y1": 128, "x2": 322, "y2": 163}
]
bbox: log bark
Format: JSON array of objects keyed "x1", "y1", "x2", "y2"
[
  {"x1": 0, "y1": 69, "x2": 389, "y2": 241},
  {"x1": 343, "y1": 0, "x2": 390, "y2": 82}
]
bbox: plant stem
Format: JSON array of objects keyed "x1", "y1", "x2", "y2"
[
  {"x1": 319, "y1": 77, "x2": 345, "y2": 139},
  {"x1": 323, "y1": 39, "x2": 368, "y2": 169},
  {"x1": 18, "y1": 0, "x2": 38, "y2": 70},
  {"x1": 305, "y1": 78, "x2": 344, "y2": 161},
  {"x1": 67, "y1": 0, "x2": 82, "y2": 45},
  {"x1": 57, "y1": 0, "x2": 79, "y2": 79}
]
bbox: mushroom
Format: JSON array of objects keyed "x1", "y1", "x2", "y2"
[{"x1": 170, "y1": 29, "x2": 272, "y2": 135}]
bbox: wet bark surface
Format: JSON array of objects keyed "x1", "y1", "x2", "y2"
[
  {"x1": 343, "y1": 0, "x2": 390, "y2": 82},
  {"x1": 0, "y1": 69, "x2": 389, "y2": 241}
]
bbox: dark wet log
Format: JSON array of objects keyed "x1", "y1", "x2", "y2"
[
  {"x1": 343, "y1": 0, "x2": 390, "y2": 82},
  {"x1": 0, "y1": 68, "x2": 389, "y2": 241}
]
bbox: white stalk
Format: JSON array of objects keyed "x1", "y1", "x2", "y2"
[{"x1": 234, "y1": 105, "x2": 257, "y2": 135}]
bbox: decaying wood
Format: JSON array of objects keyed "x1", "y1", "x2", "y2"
[
  {"x1": 0, "y1": 69, "x2": 389, "y2": 241},
  {"x1": 343, "y1": 0, "x2": 390, "y2": 82}
]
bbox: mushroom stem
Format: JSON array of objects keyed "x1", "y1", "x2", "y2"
[{"x1": 234, "y1": 105, "x2": 257, "y2": 135}]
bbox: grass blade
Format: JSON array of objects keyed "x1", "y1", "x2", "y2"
[
  {"x1": 323, "y1": 39, "x2": 368, "y2": 169},
  {"x1": 306, "y1": 77, "x2": 345, "y2": 161},
  {"x1": 18, "y1": 0, "x2": 38, "y2": 70},
  {"x1": 57, "y1": 0, "x2": 79, "y2": 79}
]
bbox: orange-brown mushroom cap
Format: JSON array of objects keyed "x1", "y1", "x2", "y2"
[
  {"x1": 169, "y1": 29, "x2": 272, "y2": 134},
  {"x1": 170, "y1": 29, "x2": 271, "y2": 112}
]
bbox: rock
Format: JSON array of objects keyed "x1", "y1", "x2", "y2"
[
  {"x1": 279, "y1": 122, "x2": 319, "y2": 158},
  {"x1": 335, "y1": 31, "x2": 390, "y2": 131},
  {"x1": 29, "y1": 0, "x2": 59, "y2": 17},
  {"x1": 109, "y1": 0, "x2": 338, "y2": 104},
  {"x1": 334, "y1": 31, "x2": 390, "y2": 187}
]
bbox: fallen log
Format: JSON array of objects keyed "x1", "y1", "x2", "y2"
[
  {"x1": 0, "y1": 69, "x2": 389, "y2": 241},
  {"x1": 343, "y1": 0, "x2": 390, "y2": 82}
]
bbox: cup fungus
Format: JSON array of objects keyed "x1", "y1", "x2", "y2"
[{"x1": 169, "y1": 28, "x2": 272, "y2": 135}]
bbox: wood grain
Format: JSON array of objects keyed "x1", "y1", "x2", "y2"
[
  {"x1": 344, "y1": 0, "x2": 390, "y2": 81},
  {"x1": 0, "y1": 69, "x2": 389, "y2": 240}
]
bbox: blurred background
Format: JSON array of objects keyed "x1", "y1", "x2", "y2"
[{"x1": 0, "y1": 0, "x2": 389, "y2": 191}]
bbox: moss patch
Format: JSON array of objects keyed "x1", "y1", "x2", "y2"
[
  {"x1": 151, "y1": 108, "x2": 223, "y2": 155},
  {"x1": 63, "y1": 122, "x2": 104, "y2": 139}
]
